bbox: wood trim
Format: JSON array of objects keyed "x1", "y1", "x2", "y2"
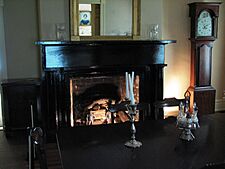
[
  {"x1": 70, "y1": 0, "x2": 80, "y2": 40},
  {"x1": 79, "y1": 35, "x2": 133, "y2": 41},
  {"x1": 132, "y1": 0, "x2": 141, "y2": 37},
  {"x1": 91, "y1": 4, "x2": 96, "y2": 36}
]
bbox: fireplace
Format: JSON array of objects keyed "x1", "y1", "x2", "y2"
[{"x1": 37, "y1": 40, "x2": 175, "y2": 131}]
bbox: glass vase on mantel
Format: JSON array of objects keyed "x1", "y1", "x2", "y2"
[
  {"x1": 149, "y1": 24, "x2": 159, "y2": 40},
  {"x1": 56, "y1": 23, "x2": 66, "y2": 41}
]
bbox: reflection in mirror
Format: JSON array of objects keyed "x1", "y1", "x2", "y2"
[
  {"x1": 79, "y1": 4, "x2": 92, "y2": 36},
  {"x1": 70, "y1": 0, "x2": 140, "y2": 40}
]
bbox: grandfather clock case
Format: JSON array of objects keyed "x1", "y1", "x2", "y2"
[{"x1": 188, "y1": 2, "x2": 221, "y2": 114}]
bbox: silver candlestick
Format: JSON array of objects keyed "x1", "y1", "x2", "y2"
[
  {"x1": 124, "y1": 103, "x2": 142, "y2": 148},
  {"x1": 176, "y1": 99, "x2": 200, "y2": 141}
]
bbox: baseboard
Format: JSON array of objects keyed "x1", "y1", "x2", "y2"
[{"x1": 215, "y1": 99, "x2": 225, "y2": 111}]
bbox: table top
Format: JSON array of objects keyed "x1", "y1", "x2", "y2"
[{"x1": 57, "y1": 113, "x2": 225, "y2": 169}]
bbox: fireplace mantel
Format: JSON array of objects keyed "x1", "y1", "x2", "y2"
[
  {"x1": 37, "y1": 40, "x2": 175, "y2": 45},
  {"x1": 37, "y1": 40, "x2": 175, "y2": 70},
  {"x1": 37, "y1": 40, "x2": 176, "y2": 131}
]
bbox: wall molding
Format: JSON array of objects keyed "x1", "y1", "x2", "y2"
[{"x1": 215, "y1": 99, "x2": 225, "y2": 112}]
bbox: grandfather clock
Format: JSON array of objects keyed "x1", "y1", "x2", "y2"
[{"x1": 188, "y1": 2, "x2": 221, "y2": 114}]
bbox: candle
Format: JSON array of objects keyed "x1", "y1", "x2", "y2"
[
  {"x1": 30, "y1": 105, "x2": 34, "y2": 128},
  {"x1": 125, "y1": 72, "x2": 129, "y2": 99},
  {"x1": 129, "y1": 74, "x2": 135, "y2": 104},
  {"x1": 131, "y1": 71, "x2": 134, "y2": 87},
  {"x1": 28, "y1": 134, "x2": 32, "y2": 169}
]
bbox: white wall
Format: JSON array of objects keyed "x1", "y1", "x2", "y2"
[
  {"x1": 141, "y1": 0, "x2": 163, "y2": 39},
  {"x1": 39, "y1": 0, "x2": 70, "y2": 40},
  {"x1": 103, "y1": 0, "x2": 132, "y2": 35},
  {"x1": 4, "y1": 0, "x2": 40, "y2": 78},
  {"x1": 162, "y1": 0, "x2": 190, "y2": 99},
  {"x1": 212, "y1": 1, "x2": 225, "y2": 111}
]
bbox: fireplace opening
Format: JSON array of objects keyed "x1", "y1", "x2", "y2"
[{"x1": 70, "y1": 75, "x2": 139, "y2": 126}]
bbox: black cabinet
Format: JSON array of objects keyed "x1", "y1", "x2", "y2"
[{"x1": 1, "y1": 78, "x2": 41, "y2": 132}]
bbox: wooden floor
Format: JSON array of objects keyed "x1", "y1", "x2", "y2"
[
  {"x1": 0, "y1": 130, "x2": 27, "y2": 168},
  {"x1": 0, "y1": 130, "x2": 62, "y2": 169}
]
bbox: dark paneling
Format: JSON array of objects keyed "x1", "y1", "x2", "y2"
[
  {"x1": 194, "y1": 86, "x2": 216, "y2": 114},
  {"x1": 197, "y1": 44, "x2": 212, "y2": 86},
  {"x1": 40, "y1": 41, "x2": 174, "y2": 69},
  {"x1": 1, "y1": 79, "x2": 41, "y2": 131}
]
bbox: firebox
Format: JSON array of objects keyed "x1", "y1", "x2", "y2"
[{"x1": 70, "y1": 75, "x2": 139, "y2": 126}]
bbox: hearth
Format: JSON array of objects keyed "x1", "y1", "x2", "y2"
[{"x1": 37, "y1": 40, "x2": 175, "y2": 131}]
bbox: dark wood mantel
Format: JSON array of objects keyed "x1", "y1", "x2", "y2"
[
  {"x1": 37, "y1": 40, "x2": 176, "y2": 131},
  {"x1": 37, "y1": 40, "x2": 176, "y2": 70}
]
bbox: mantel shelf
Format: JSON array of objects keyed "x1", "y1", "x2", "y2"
[
  {"x1": 36, "y1": 40, "x2": 176, "y2": 46},
  {"x1": 38, "y1": 39, "x2": 176, "y2": 70}
]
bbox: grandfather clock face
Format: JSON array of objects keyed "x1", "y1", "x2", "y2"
[{"x1": 197, "y1": 10, "x2": 213, "y2": 37}]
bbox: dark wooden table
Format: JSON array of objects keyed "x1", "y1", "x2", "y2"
[{"x1": 57, "y1": 113, "x2": 225, "y2": 169}]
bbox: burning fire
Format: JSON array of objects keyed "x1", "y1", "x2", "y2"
[{"x1": 70, "y1": 75, "x2": 140, "y2": 127}]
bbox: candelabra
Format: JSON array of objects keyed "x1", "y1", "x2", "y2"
[
  {"x1": 110, "y1": 71, "x2": 142, "y2": 148},
  {"x1": 176, "y1": 94, "x2": 200, "y2": 141},
  {"x1": 124, "y1": 103, "x2": 142, "y2": 148}
]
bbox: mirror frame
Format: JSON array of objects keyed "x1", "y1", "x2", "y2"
[{"x1": 70, "y1": 0, "x2": 141, "y2": 41}]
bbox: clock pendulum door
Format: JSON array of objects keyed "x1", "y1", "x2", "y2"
[{"x1": 188, "y1": 2, "x2": 221, "y2": 115}]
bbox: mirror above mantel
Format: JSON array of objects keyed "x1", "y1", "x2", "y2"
[{"x1": 70, "y1": 0, "x2": 141, "y2": 40}]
